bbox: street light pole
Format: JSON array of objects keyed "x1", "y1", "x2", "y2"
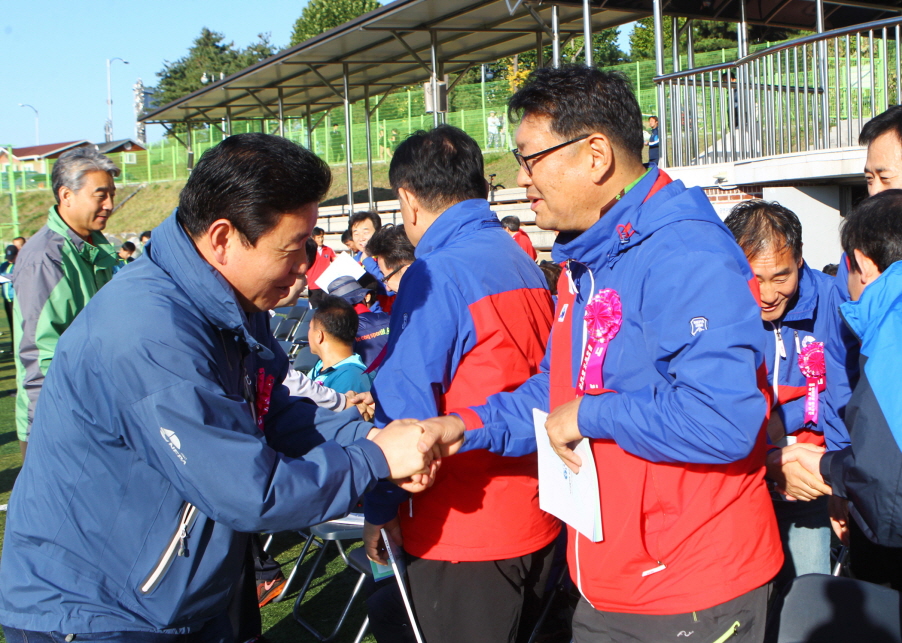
[
  {"x1": 18, "y1": 104, "x2": 38, "y2": 145},
  {"x1": 106, "y1": 57, "x2": 129, "y2": 142}
]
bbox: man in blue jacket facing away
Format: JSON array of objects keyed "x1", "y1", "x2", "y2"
[
  {"x1": 790, "y1": 190, "x2": 902, "y2": 590},
  {"x1": 0, "y1": 133, "x2": 432, "y2": 643}
]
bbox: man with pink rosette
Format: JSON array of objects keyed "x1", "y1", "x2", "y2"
[
  {"x1": 725, "y1": 201, "x2": 851, "y2": 592},
  {"x1": 418, "y1": 65, "x2": 781, "y2": 642}
]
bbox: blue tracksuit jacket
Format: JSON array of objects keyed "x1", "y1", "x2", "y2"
[{"x1": 0, "y1": 212, "x2": 388, "y2": 634}]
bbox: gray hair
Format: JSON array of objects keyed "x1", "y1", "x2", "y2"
[{"x1": 51, "y1": 147, "x2": 120, "y2": 204}]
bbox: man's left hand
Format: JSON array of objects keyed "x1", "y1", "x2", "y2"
[{"x1": 545, "y1": 396, "x2": 585, "y2": 473}]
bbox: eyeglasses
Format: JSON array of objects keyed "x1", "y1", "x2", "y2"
[
  {"x1": 511, "y1": 134, "x2": 590, "y2": 176},
  {"x1": 381, "y1": 264, "x2": 409, "y2": 284}
]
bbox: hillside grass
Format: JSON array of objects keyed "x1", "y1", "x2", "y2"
[{"x1": 0, "y1": 150, "x2": 523, "y2": 242}]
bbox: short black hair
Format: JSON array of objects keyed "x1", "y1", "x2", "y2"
[
  {"x1": 365, "y1": 224, "x2": 416, "y2": 271},
  {"x1": 140, "y1": 231, "x2": 152, "y2": 241},
  {"x1": 508, "y1": 65, "x2": 644, "y2": 162},
  {"x1": 312, "y1": 227, "x2": 325, "y2": 236},
  {"x1": 822, "y1": 263, "x2": 839, "y2": 276},
  {"x1": 349, "y1": 211, "x2": 381, "y2": 233},
  {"x1": 177, "y1": 133, "x2": 331, "y2": 245},
  {"x1": 841, "y1": 189, "x2": 902, "y2": 272},
  {"x1": 389, "y1": 125, "x2": 488, "y2": 212},
  {"x1": 724, "y1": 200, "x2": 803, "y2": 263},
  {"x1": 312, "y1": 295, "x2": 359, "y2": 346},
  {"x1": 305, "y1": 237, "x2": 317, "y2": 268},
  {"x1": 341, "y1": 229, "x2": 353, "y2": 244},
  {"x1": 859, "y1": 105, "x2": 902, "y2": 146},
  {"x1": 501, "y1": 215, "x2": 521, "y2": 232},
  {"x1": 539, "y1": 260, "x2": 562, "y2": 295},
  {"x1": 121, "y1": 241, "x2": 136, "y2": 253}
]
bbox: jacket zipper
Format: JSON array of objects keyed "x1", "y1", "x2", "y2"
[
  {"x1": 140, "y1": 502, "x2": 199, "y2": 594},
  {"x1": 768, "y1": 321, "x2": 786, "y2": 404}
]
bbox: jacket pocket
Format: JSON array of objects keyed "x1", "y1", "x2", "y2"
[{"x1": 139, "y1": 502, "x2": 198, "y2": 594}]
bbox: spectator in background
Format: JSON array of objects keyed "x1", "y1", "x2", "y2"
[
  {"x1": 364, "y1": 125, "x2": 558, "y2": 643},
  {"x1": 501, "y1": 214, "x2": 538, "y2": 261},
  {"x1": 366, "y1": 223, "x2": 416, "y2": 297},
  {"x1": 11, "y1": 237, "x2": 25, "y2": 251},
  {"x1": 330, "y1": 123, "x2": 345, "y2": 163},
  {"x1": 487, "y1": 110, "x2": 503, "y2": 149},
  {"x1": 538, "y1": 259, "x2": 561, "y2": 304},
  {"x1": 13, "y1": 146, "x2": 120, "y2": 459},
  {"x1": 725, "y1": 200, "x2": 850, "y2": 590},
  {"x1": 308, "y1": 295, "x2": 372, "y2": 393},
  {"x1": 647, "y1": 115, "x2": 660, "y2": 164},
  {"x1": 1, "y1": 245, "x2": 17, "y2": 346},
  {"x1": 342, "y1": 228, "x2": 358, "y2": 255},
  {"x1": 862, "y1": 104, "x2": 902, "y2": 194},
  {"x1": 822, "y1": 263, "x2": 839, "y2": 276},
  {"x1": 307, "y1": 226, "x2": 336, "y2": 307},
  {"x1": 132, "y1": 230, "x2": 152, "y2": 258},
  {"x1": 118, "y1": 241, "x2": 136, "y2": 263},
  {"x1": 328, "y1": 275, "x2": 391, "y2": 370}
]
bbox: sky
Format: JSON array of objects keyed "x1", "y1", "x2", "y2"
[{"x1": 0, "y1": 1, "x2": 633, "y2": 150}]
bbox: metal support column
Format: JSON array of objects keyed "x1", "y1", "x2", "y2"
[
  {"x1": 306, "y1": 104, "x2": 312, "y2": 150},
  {"x1": 225, "y1": 108, "x2": 232, "y2": 137},
  {"x1": 430, "y1": 30, "x2": 440, "y2": 128},
  {"x1": 342, "y1": 63, "x2": 354, "y2": 213},
  {"x1": 277, "y1": 88, "x2": 285, "y2": 137},
  {"x1": 552, "y1": 5, "x2": 561, "y2": 68},
  {"x1": 5, "y1": 146, "x2": 19, "y2": 237},
  {"x1": 672, "y1": 17, "x2": 680, "y2": 72},
  {"x1": 738, "y1": 0, "x2": 750, "y2": 158},
  {"x1": 816, "y1": 0, "x2": 829, "y2": 148},
  {"x1": 582, "y1": 0, "x2": 593, "y2": 68},
  {"x1": 686, "y1": 20, "x2": 695, "y2": 68},
  {"x1": 364, "y1": 86, "x2": 375, "y2": 211},
  {"x1": 536, "y1": 31, "x2": 544, "y2": 68},
  {"x1": 653, "y1": 0, "x2": 667, "y2": 167}
]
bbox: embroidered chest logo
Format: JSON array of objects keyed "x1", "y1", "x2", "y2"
[
  {"x1": 690, "y1": 317, "x2": 708, "y2": 336},
  {"x1": 160, "y1": 428, "x2": 187, "y2": 464},
  {"x1": 616, "y1": 222, "x2": 636, "y2": 244}
]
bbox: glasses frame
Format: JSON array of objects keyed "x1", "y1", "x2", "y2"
[
  {"x1": 380, "y1": 263, "x2": 408, "y2": 285},
  {"x1": 511, "y1": 133, "x2": 591, "y2": 176}
]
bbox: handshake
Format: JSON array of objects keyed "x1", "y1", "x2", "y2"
[{"x1": 352, "y1": 393, "x2": 467, "y2": 491}]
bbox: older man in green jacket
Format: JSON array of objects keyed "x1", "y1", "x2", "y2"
[{"x1": 13, "y1": 147, "x2": 120, "y2": 458}]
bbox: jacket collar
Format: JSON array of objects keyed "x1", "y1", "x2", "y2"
[
  {"x1": 550, "y1": 167, "x2": 720, "y2": 267},
  {"x1": 781, "y1": 261, "x2": 820, "y2": 323},
  {"x1": 46, "y1": 206, "x2": 118, "y2": 268},
  {"x1": 147, "y1": 210, "x2": 273, "y2": 359},
  {"x1": 840, "y1": 260, "x2": 902, "y2": 344},
  {"x1": 415, "y1": 199, "x2": 502, "y2": 258}
]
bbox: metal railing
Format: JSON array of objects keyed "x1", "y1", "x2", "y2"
[{"x1": 654, "y1": 17, "x2": 902, "y2": 167}]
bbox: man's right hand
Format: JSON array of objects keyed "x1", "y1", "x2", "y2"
[
  {"x1": 368, "y1": 419, "x2": 433, "y2": 481},
  {"x1": 364, "y1": 517, "x2": 402, "y2": 565},
  {"x1": 767, "y1": 442, "x2": 832, "y2": 501},
  {"x1": 417, "y1": 414, "x2": 467, "y2": 458}
]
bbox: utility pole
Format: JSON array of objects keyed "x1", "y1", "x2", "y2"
[
  {"x1": 106, "y1": 57, "x2": 129, "y2": 142},
  {"x1": 18, "y1": 104, "x2": 39, "y2": 145}
]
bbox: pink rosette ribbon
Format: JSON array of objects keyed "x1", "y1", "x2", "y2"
[
  {"x1": 577, "y1": 289, "x2": 623, "y2": 394},
  {"x1": 798, "y1": 342, "x2": 826, "y2": 424},
  {"x1": 255, "y1": 368, "x2": 276, "y2": 431}
]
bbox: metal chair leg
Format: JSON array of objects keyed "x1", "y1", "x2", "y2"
[{"x1": 274, "y1": 531, "x2": 320, "y2": 603}]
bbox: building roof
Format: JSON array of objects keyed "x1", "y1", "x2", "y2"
[
  {"x1": 94, "y1": 139, "x2": 147, "y2": 154},
  {"x1": 6, "y1": 141, "x2": 91, "y2": 160}
]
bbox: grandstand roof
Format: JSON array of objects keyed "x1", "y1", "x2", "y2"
[{"x1": 142, "y1": 0, "x2": 902, "y2": 126}]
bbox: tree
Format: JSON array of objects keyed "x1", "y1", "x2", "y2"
[
  {"x1": 290, "y1": 0, "x2": 381, "y2": 46},
  {"x1": 154, "y1": 28, "x2": 275, "y2": 108}
]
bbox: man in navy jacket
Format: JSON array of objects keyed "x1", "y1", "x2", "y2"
[{"x1": 0, "y1": 134, "x2": 432, "y2": 642}]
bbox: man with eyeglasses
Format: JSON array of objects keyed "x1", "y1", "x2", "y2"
[
  {"x1": 362, "y1": 125, "x2": 561, "y2": 643},
  {"x1": 417, "y1": 66, "x2": 780, "y2": 642}
]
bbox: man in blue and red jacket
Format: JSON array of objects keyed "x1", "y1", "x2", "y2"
[
  {"x1": 363, "y1": 125, "x2": 560, "y2": 643},
  {"x1": 725, "y1": 200, "x2": 851, "y2": 588},
  {"x1": 419, "y1": 66, "x2": 782, "y2": 642}
]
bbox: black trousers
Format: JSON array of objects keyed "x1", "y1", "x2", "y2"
[
  {"x1": 4, "y1": 298, "x2": 13, "y2": 350},
  {"x1": 850, "y1": 516, "x2": 902, "y2": 590},
  {"x1": 405, "y1": 539, "x2": 556, "y2": 643},
  {"x1": 571, "y1": 583, "x2": 770, "y2": 643}
]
